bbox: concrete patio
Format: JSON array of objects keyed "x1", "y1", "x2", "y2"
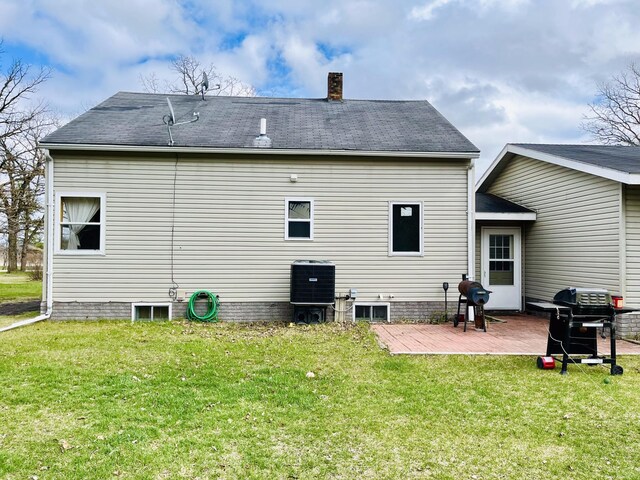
[{"x1": 372, "y1": 313, "x2": 640, "y2": 355}]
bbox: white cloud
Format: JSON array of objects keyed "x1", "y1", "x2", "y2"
[
  {"x1": 410, "y1": 0, "x2": 455, "y2": 21},
  {"x1": 410, "y1": 0, "x2": 529, "y2": 21},
  {"x1": 570, "y1": 0, "x2": 622, "y2": 7},
  {"x1": 2, "y1": 0, "x2": 640, "y2": 173}
]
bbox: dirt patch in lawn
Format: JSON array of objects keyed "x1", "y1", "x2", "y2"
[{"x1": 0, "y1": 300, "x2": 40, "y2": 315}]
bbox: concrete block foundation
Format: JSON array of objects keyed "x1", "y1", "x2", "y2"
[{"x1": 46, "y1": 300, "x2": 450, "y2": 323}]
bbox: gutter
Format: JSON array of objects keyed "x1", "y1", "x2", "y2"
[
  {"x1": 39, "y1": 142, "x2": 481, "y2": 160},
  {"x1": 2, "y1": 150, "x2": 54, "y2": 333}
]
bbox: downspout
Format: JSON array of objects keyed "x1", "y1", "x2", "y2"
[
  {"x1": 467, "y1": 158, "x2": 476, "y2": 280},
  {"x1": 0, "y1": 149, "x2": 53, "y2": 333},
  {"x1": 619, "y1": 183, "x2": 626, "y2": 299}
]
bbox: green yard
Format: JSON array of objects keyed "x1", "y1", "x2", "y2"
[
  {"x1": 0, "y1": 271, "x2": 42, "y2": 329},
  {"x1": 1, "y1": 320, "x2": 639, "y2": 479},
  {"x1": 0, "y1": 271, "x2": 41, "y2": 303}
]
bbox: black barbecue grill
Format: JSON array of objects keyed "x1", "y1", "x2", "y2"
[
  {"x1": 553, "y1": 287, "x2": 612, "y2": 315},
  {"x1": 538, "y1": 287, "x2": 624, "y2": 375}
]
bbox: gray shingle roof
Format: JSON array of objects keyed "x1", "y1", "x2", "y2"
[
  {"x1": 41, "y1": 92, "x2": 478, "y2": 153},
  {"x1": 475, "y1": 192, "x2": 534, "y2": 214},
  {"x1": 513, "y1": 144, "x2": 640, "y2": 174}
]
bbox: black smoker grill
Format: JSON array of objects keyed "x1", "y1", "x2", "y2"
[
  {"x1": 454, "y1": 276, "x2": 491, "y2": 332},
  {"x1": 545, "y1": 287, "x2": 624, "y2": 375}
]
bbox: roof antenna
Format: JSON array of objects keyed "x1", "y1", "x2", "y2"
[
  {"x1": 162, "y1": 97, "x2": 199, "y2": 146},
  {"x1": 197, "y1": 72, "x2": 221, "y2": 100},
  {"x1": 199, "y1": 72, "x2": 209, "y2": 100}
]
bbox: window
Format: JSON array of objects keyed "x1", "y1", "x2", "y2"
[
  {"x1": 489, "y1": 234, "x2": 515, "y2": 285},
  {"x1": 389, "y1": 201, "x2": 423, "y2": 255},
  {"x1": 285, "y1": 198, "x2": 314, "y2": 240},
  {"x1": 56, "y1": 193, "x2": 105, "y2": 254},
  {"x1": 353, "y1": 303, "x2": 390, "y2": 322},
  {"x1": 132, "y1": 303, "x2": 172, "y2": 321}
]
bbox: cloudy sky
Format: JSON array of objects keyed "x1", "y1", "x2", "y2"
[{"x1": 1, "y1": 0, "x2": 639, "y2": 172}]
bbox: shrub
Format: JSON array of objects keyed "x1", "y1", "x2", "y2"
[{"x1": 29, "y1": 264, "x2": 43, "y2": 281}]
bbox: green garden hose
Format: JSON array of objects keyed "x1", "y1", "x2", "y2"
[{"x1": 186, "y1": 290, "x2": 219, "y2": 322}]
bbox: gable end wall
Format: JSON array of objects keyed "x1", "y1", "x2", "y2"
[{"x1": 486, "y1": 155, "x2": 621, "y2": 301}]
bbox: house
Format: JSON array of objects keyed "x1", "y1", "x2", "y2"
[
  {"x1": 476, "y1": 143, "x2": 640, "y2": 337},
  {"x1": 39, "y1": 73, "x2": 479, "y2": 322}
]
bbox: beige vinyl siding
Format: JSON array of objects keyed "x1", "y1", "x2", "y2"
[
  {"x1": 52, "y1": 153, "x2": 470, "y2": 303},
  {"x1": 487, "y1": 155, "x2": 620, "y2": 301},
  {"x1": 625, "y1": 185, "x2": 640, "y2": 305}
]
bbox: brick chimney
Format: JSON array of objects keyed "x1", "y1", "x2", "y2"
[{"x1": 327, "y1": 72, "x2": 343, "y2": 101}]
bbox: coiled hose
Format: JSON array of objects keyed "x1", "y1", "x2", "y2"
[{"x1": 186, "y1": 290, "x2": 219, "y2": 322}]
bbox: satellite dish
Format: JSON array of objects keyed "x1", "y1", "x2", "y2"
[
  {"x1": 202, "y1": 72, "x2": 209, "y2": 92},
  {"x1": 166, "y1": 97, "x2": 176, "y2": 125},
  {"x1": 199, "y1": 72, "x2": 210, "y2": 100},
  {"x1": 162, "y1": 96, "x2": 200, "y2": 146}
]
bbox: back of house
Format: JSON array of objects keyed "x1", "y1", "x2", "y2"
[
  {"x1": 39, "y1": 73, "x2": 479, "y2": 323},
  {"x1": 477, "y1": 143, "x2": 640, "y2": 337}
]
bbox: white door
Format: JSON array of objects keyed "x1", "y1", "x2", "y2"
[{"x1": 481, "y1": 227, "x2": 522, "y2": 310}]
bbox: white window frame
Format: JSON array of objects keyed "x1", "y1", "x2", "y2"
[
  {"x1": 55, "y1": 191, "x2": 106, "y2": 255},
  {"x1": 131, "y1": 303, "x2": 173, "y2": 322},
  {"x1": 352, "y1": 302, "x2": 391, "y2": 323},
  {"x1": 388, "y1": 201, "x2": 423, "y2": 256},
  {"x1": 284, "y1": 197, "x2": 314, "y2": 241}
]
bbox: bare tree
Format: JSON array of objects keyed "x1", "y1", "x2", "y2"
[
  {"x1": 582, "y1": 63, "x2": 640, "y2": 145},
  {"x1": 0, "y1": 46, "x2": 50, "y2": 143},
  {"x1": 0, "y1": 116, "x2": 57, "y2": 272},
  {"x1": 0, "y1": 43, "x2": 52, "y2": 271},
  {"x1": 140, "y1": 55, "x2": 256, "y2": 97}
]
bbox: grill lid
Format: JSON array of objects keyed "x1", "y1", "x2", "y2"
[{"x1": 553, "y1": 287, "x2": 611, "y2": 307}]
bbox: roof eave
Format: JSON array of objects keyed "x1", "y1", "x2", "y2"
[
  {"x1": 475, "y1": 212, "x2": 537, "y2": 221},
  {"x1": 39, "y1": 142, "x2": 481, "y2": 159},
  {"x1": 477, "y1": 144, "x2": 640, "y2": 191}
]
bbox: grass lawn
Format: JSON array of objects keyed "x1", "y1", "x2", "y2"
[
  {"x1": 0, "y1": 271, "x2": 42, "y2": 302},
  {"x1": 0, "y1": 310, "x2": 41, "y2": 329},
  {"x1": 1, "y1": 321, "x2": 640, "y2": 479}
]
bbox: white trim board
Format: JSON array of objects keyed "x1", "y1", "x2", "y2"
[
  {"x1": 475, "y1": 212, "x2": 537, "y2": 221},
  {"x1": 477, "y1": 144, "x2": 640, "y2": 191}
]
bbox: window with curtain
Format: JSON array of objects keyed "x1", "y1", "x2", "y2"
[
  {"x1": 285, "y1": 198, "x2": 314, "y2": 240},
  {"x1": 59, "y1": 195, "x2": 103, "y2": 252}
]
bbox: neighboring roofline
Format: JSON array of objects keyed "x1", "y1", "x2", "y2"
[
  {"x1": 475, "y1": 212, "x2": 537, "y2": 221},
  {"x1": 476, "y1": 144, "x2": 640, "y2": 191},
  {"x1": 39, "y1": 142, "x2": 480, "y2": 159}
]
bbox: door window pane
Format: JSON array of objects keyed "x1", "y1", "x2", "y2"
[
  {"x1": 489, "y1": 235, "x2": 515, "y2": 285},
  {"x1": 489, "y1": 261, "x2": 514, "y2": 285}
]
